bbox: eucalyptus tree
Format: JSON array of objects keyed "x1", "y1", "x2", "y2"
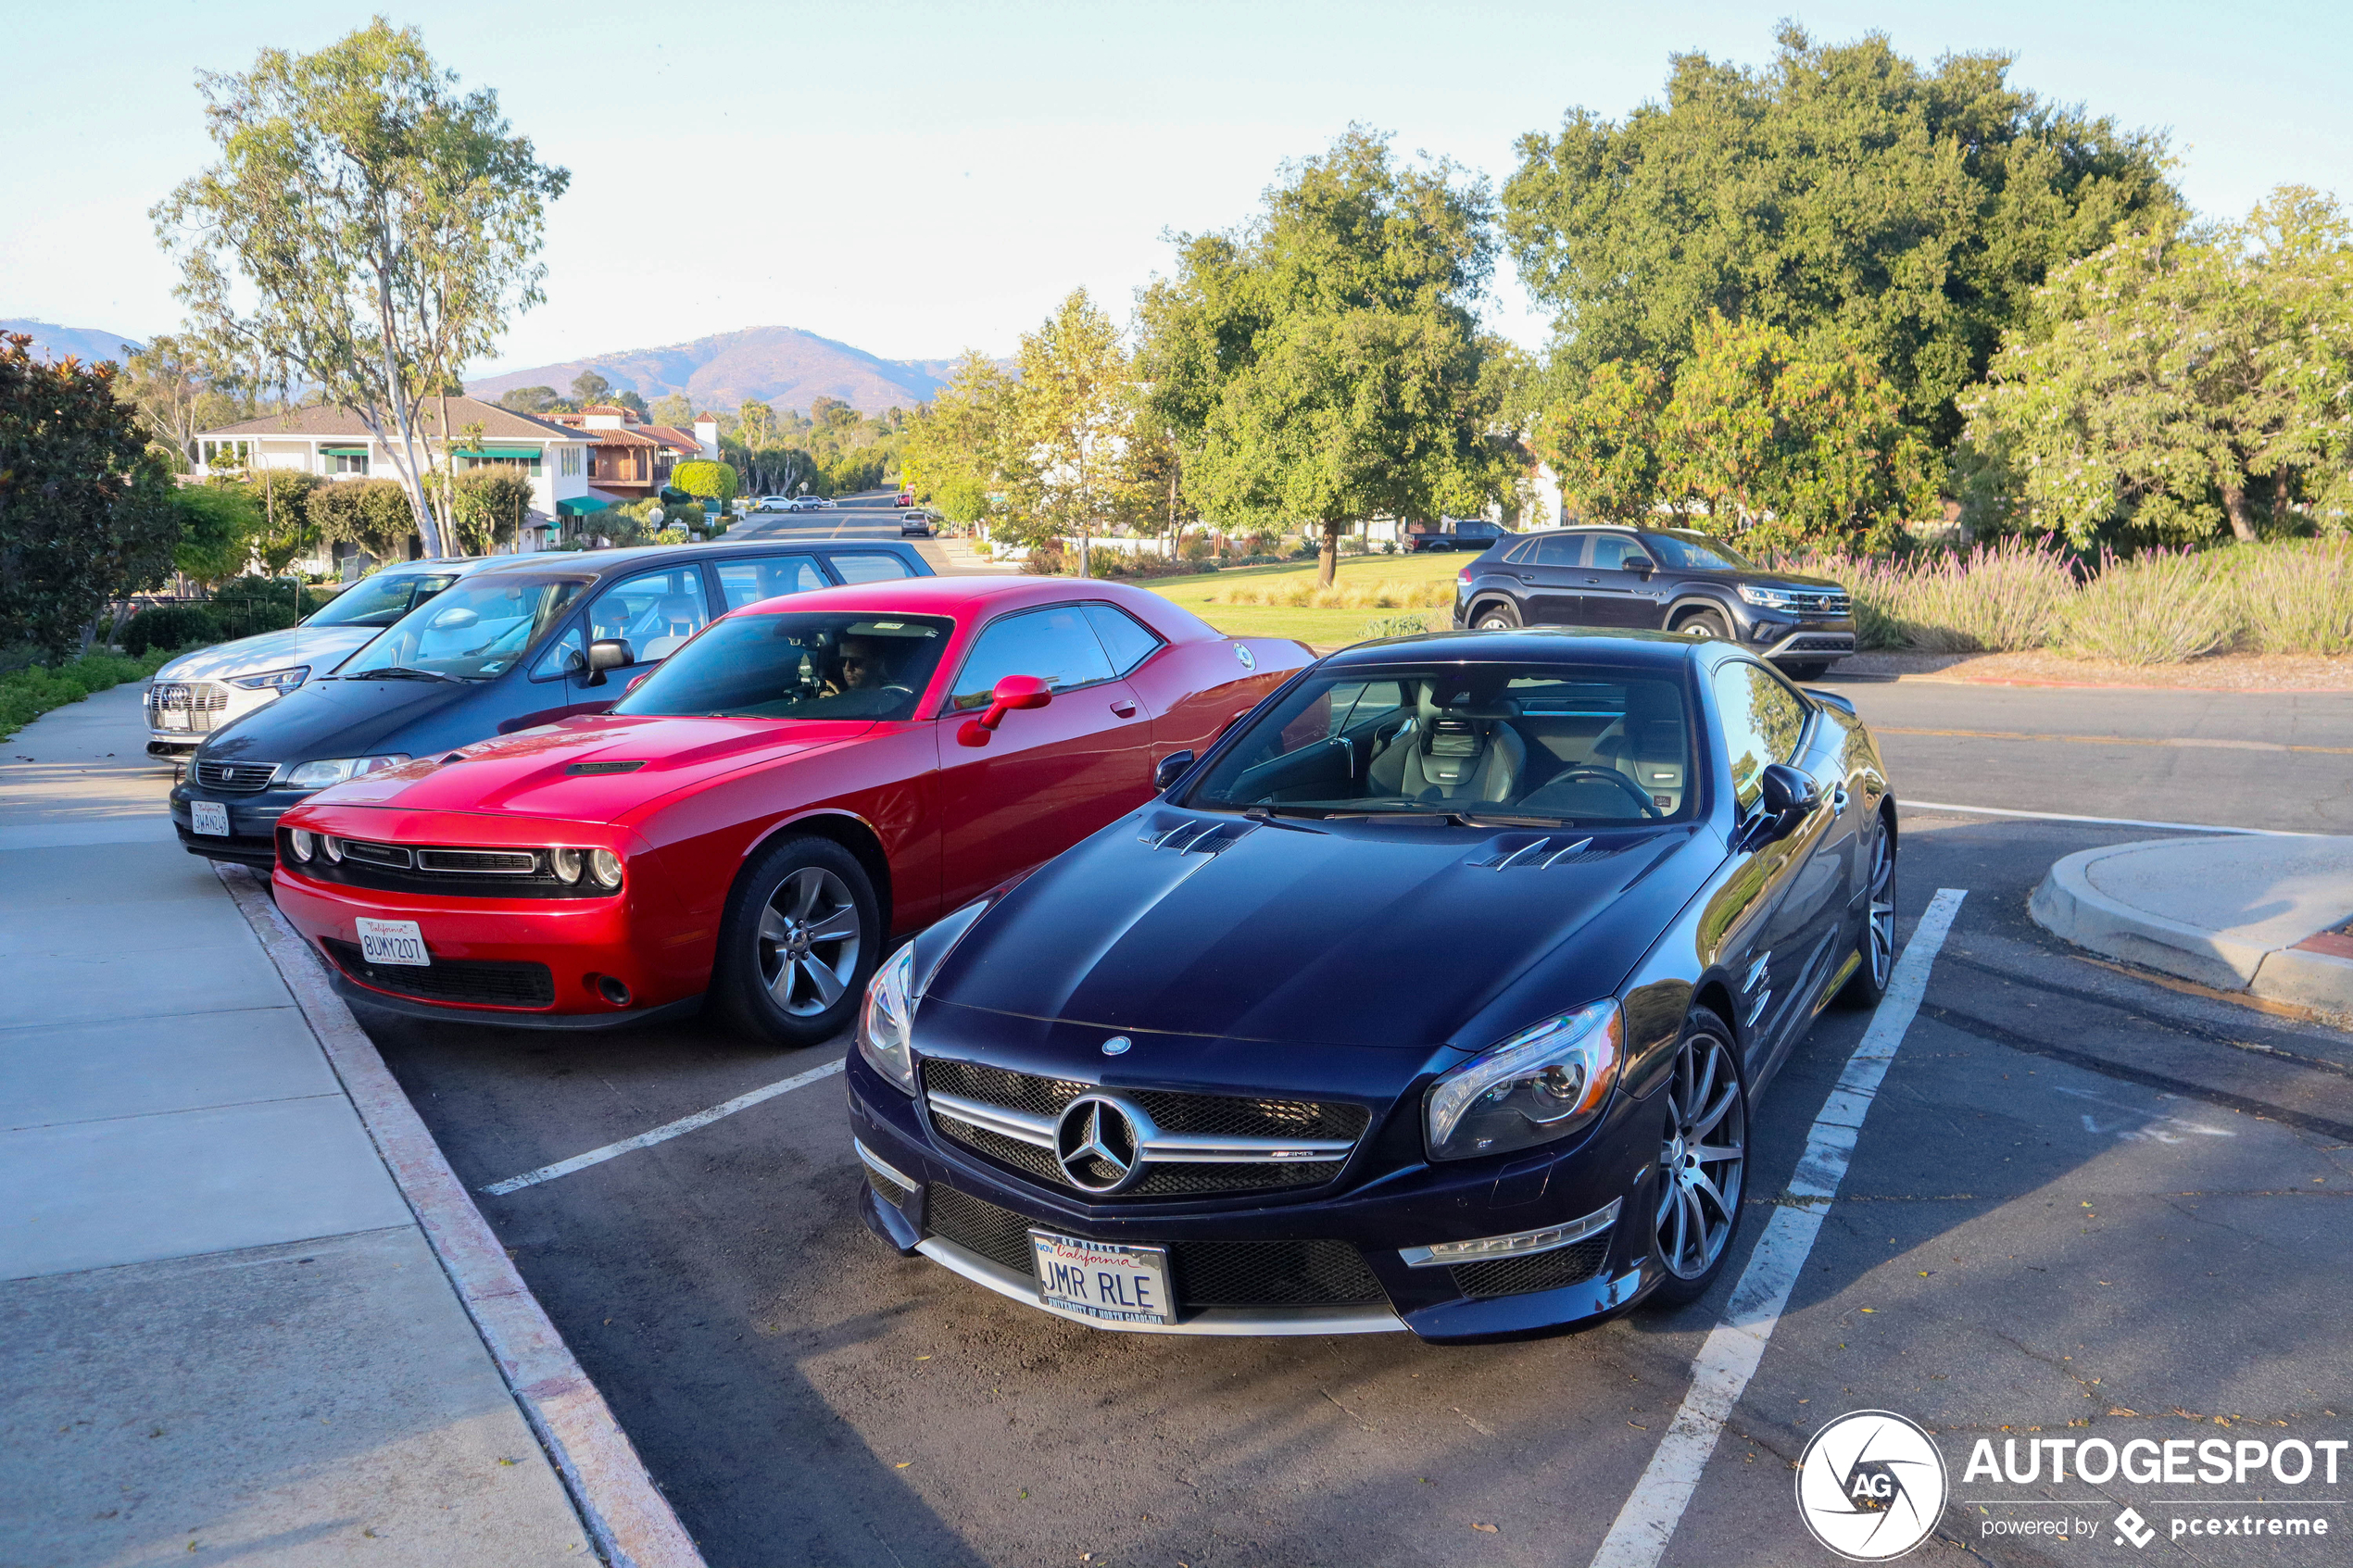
[
  {"x1": 1008, "y1": 289, "x2": 1135, "y2": 576},
  {"x1": 1139, "y1": 128, "x2": 1510, "y2": 586},
  {"x1": 153, "y1": 20, "x2": 569, "y2": 557}
]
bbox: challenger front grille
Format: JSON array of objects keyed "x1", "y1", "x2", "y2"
[
  {"x1": 922, "y1": 1185, "x2": 1388, "y2": 1311},
  {"x1": 282, "y1": 831, "x2": 610, "y2": 899},
  {"x1": 921, "y1": 1058, "x2": 1369, "y2": 1200},
  {"x1": 321, "y1": 938, "x2": 555, "y2": 1009},
  {"x1": 195, "y1": 759, "x2": 277, "y2": 793}
]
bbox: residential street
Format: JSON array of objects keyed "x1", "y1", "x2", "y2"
[{"x1": 310, "y1": 665, "x2": 2353, "y2": 1565}]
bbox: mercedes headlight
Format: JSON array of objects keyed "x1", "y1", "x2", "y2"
[
  {"x1": 1736, "y1": 585, "x2": 1795, "y2": 610},
  {"x1": 1425, "y1": 999, "x2": 1623, "y2": 1161},
  {"x1": 281, "y1": 755, "x2": 409, "y2": 792},
  {"x1": 857, "y1": 944, "x2": 918, "y2": 1093},
  {"x1": 230, "y1": 666, "x2": 310, "y2": 693}
]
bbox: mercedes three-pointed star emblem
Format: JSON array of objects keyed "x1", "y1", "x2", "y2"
[{"x1": 1054, "y1": 1094, "x2": 1143, "y2": 1193}]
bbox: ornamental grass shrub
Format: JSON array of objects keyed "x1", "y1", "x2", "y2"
[
  {"x1": 2059, "y1": 548, "x2": 2239, "y2": 664},
  {"x1": 1884, "y1": 537, "x2": 2077, "y2": 653},
  {"x1": 2232, "y1": 537, "x2": 2353, "y2": 655},
  {"x1": 0, "y1": 647, "x2": 175, "y2": 741}
]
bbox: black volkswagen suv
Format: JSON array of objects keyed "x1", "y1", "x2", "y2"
[
  {"x1": 1452, "y1": 526, "x2": 1856, "y2": 677},
  {"x1": 170, "y1": 537, "x2": 932, "y2": 869}
]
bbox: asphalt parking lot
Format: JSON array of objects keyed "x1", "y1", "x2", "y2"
[{"x1": 321, "y1": 665, "x2": 2353, "y2": 1566}]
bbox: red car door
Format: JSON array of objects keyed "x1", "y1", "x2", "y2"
[{"x1": 934, "y1": 602, "x2": 1152, "y2": 909}]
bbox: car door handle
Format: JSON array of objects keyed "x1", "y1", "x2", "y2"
[
  {"x1": 1110, "y1": 699, "x2": 1138, "y2": 718},
  {"x1": 1831, "y1": 784, "x2": 1850, "y2": 814}
]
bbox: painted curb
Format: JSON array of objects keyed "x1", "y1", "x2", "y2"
[
  {"x1": 2030, "y1": 840, "x2": 2353, "y2": 1010},
  {"x1": 213, "y1": 864, "x2": 705, "y2": 1568},
  {"x1": 2253, "y1": 945, "x2": 2353, "y2": 1011}
]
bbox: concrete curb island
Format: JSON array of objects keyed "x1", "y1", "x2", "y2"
[{"x1": 2031, "y1": 834, "x2": 2353, "y2": 1012}]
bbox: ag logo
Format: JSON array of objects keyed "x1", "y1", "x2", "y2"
[{"x1": 1794, "y1": 1410, "x2": 1948, "y2": 1561}]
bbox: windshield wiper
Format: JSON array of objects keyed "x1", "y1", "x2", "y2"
[
  {"x1": 346, "y1": 666, "x2": 462, "y2": 683},
  {"x1": 1242, "y1": 805, "x2": 1329, "y2": 833}
]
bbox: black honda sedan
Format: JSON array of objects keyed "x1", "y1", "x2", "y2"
[
  {"x1": 1453, "y1": 525, "x2": 1857, "y2": 678},
  {"x1": 170, "y1": 538, "x2": 931, "y2": 869},
  {"x1": 847, "y1": 627, "x2": 1897, "y2": 1342}
]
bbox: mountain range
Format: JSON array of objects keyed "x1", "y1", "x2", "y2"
[
  {"x1": 3, "y1": 319, "x2": 146, "y2": 365},
  {"x1": 468, "y1": 325, "x2": 964, "y2": 413},
  {"x1": 3, "y1": 317, "x2": 965, "y2": 414}
]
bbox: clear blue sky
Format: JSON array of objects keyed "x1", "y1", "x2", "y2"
[{"x1": 5, "y1": 0, "x2": 2347, "y2": 379}]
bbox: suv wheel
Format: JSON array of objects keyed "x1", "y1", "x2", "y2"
[
  {"x1": 1674, "y1": 607, "x2": 1732, "y2": 640},
  {"x1": 1472, "y1": 600, "x2": 1519, "y2": 631}
]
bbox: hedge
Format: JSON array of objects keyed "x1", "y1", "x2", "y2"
[{"x1": 0, "y1": 647, "x2": 178, "y2": 742}]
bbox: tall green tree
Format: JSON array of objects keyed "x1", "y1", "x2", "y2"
[
  {"x1": 1959, "y1": 187, "x2": 2353, "y2": 546},
  {"x1": 901, "y1": 350, "x2": 1014, "y2": 508},
  {"x1": 1004, "y1": 288, "x2": 1133, "y2": 575},
  {"x1": 0, "y1": 336, "x2": 181, "y2": 659},
  {"x1": 1504, "y1": 25, "x2": 2181, "y2": 447},
  {"x1": 153, "y1": 19, "x2": 570, "y2": 557},
  {"x1": 649, "y1": 392, "x2": 695, "y2": 428},
  {"x1": 1139, "y1": 128, "x2": 1510, "y2": 585}
]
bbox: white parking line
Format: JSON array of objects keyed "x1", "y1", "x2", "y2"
[
  {"x1": 481, "y1": 1057, "x2": 845, "y2": 1196},
  {"x1": 1901, "y1": 800, "x2": 2318, "y2": 837},
  {"x1": 1588, "y1": 888, "x2": 1968, "y2": 1568}
]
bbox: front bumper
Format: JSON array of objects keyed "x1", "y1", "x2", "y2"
[
  {"x1": 272, "y1": 854, "x2": 704, "y2": 1022},
  {"x1": 846, "y1": 1051, "x2": 1663, "y2": 1343},
  {"x1": 169, "y1": 784, "x2": 300, "y2": 868},
  {"x1": 1759, "y1": 623, "x2": 1857, "y2": 661},
  {"x1": 145, "y1": 680, "x2": 274, "y2": 746}
]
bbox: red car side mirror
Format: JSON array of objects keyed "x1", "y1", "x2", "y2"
[{"x1": 956, "y1": 674, "x2": 1052, "y2": 747}]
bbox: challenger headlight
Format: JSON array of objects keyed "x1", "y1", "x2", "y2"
[
  {"x1": 1425, "y1": 999, "x2": 1623, "y2": 1161},
  {"x1": 1736, "y1": 585, "x2": 1795, "y2": 610},
  {"x1": 288, "y1": 829, "x2": 316, "y2": 862},
  {"x1": 857, "y1": 944, "x2": 919, "y2": 1093},
  {"x1": 548, "y1": 846, "x2": 583, "y2": 884},
  {"x1": 587, "y1": 848, "x2": 623, "y2": 890},
  {"x1": 230, "y1": 666, "x2": 310, "y2": 693},
  {"x1": 281, "y1": 755, "x2": 409, "y2": 792}
]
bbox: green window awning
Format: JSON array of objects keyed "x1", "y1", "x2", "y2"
[
  {"x1": 556, "y1": 495, "x2": 610, "y2": 516},
  {"x1": 320, "y1": 445, "x2": 369, "y2": 456},
  {"x1": 458, "y1": 447, "x2": 542, "y2": 459}
]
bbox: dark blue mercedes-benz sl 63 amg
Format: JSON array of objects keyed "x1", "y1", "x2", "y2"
[{"x1": 844, "y1": 627, "x2": 1898, "y2": 1342}]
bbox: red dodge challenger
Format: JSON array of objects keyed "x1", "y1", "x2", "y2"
[{"x1": 271, "y1": 577, "x2": 1307, "y2": 1045}]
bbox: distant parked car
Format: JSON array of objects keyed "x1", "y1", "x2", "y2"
[
  {"x1": 895, "y1": 492, "x2": 914, "y2": 508},
  {"x1": 142, "y1": 558, "x2": 507, "y2": 758},
  {"x1": 1406, "y1": 518, "x2": 1507, "y2": 553},
  {"x1": 900, "y1": 510, "x2": 937, "y2": 537},
  {"x1": 754, "y1": 496, "x2": 793, "y2": 513},
  {"x1": 1452, "y1": 525, "x2": 1856, "y2": 679},
  {"x1": 786, "y1": 496, "x2": 824, "y2": 514}
]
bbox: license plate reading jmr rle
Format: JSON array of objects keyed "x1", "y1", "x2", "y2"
[{"x1": 1029, "y1": 1229, "x2": 1173, "y2": 1326}]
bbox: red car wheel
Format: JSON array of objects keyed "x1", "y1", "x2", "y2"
[{"x1": 713, "y1": 834, "x2": 879, "y2": 1047}]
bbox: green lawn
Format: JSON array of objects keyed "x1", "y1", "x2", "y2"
[{"x1": 1134, "y1": 550, "x2": 1471, "y2": 648}]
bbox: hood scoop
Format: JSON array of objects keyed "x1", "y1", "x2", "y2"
[
  {"x1": 1139, "y1": 813, "x2": 1258, "y2": 856},
  {"x1": 566, "y1": 759, "x2": 647, "y2": 776},
  {"x1": 1468, "y1": 834, "x2": 1618, "y2": 870}
]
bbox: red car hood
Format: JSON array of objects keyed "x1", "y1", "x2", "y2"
[{"x1": 310, "y1": 713, "x2": 880, "y2": 824}]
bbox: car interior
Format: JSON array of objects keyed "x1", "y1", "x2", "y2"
[
  {"x1": 615, "y1": 612, "x2": 955, "y2": 723},
  {"x1": 1193, "y1": 669, "x2": 1695, "y2": 822}
]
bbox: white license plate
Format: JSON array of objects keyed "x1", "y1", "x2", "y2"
[
  {"x1": 1030, "y1": 1229, "x2": 1173, "y2": 1325},
  {"x1": 190, "y1": 800, "x2": 230, "y2": 836},
  {"x1": 356, "y1": 917, "x2": 430, "y2": 968}
]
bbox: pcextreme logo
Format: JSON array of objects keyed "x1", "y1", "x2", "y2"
[{"x1": 1795, "y1": 1410, "x2": 1950, "y2": 1561}]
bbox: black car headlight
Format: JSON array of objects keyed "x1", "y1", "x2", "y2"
[
  {"x1": 857, "y1": 944, "x2": 918, "y2": 1093},
  {"x1": 1426, "y1": 999, "x2": 1623, "y2": 1161},
  {"x1": 229, "y1": 665, "x2": 310, "y2": 693}
]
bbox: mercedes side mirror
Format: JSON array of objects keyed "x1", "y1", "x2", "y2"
[
  {"x1": 583, "y1": 639, "x2": 634, "y2": 686},
  {"x1": 1752, "y1": 762, "x2": 1820, "y2": 843},
  {"x1": 1153, "y1": 749, "x2": 1197, "y2": 792},
  {"x1": 956, "y1": 674, "x2": 1052, "y2": 747}
]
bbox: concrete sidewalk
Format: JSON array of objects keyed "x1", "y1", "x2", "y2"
[
  {"x1": 2031, "y1": 833, "x2": 2353, "y2": 1012},
  {"x1": 0, "y1": 686, "x2": 590, "y2": 1565}
]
